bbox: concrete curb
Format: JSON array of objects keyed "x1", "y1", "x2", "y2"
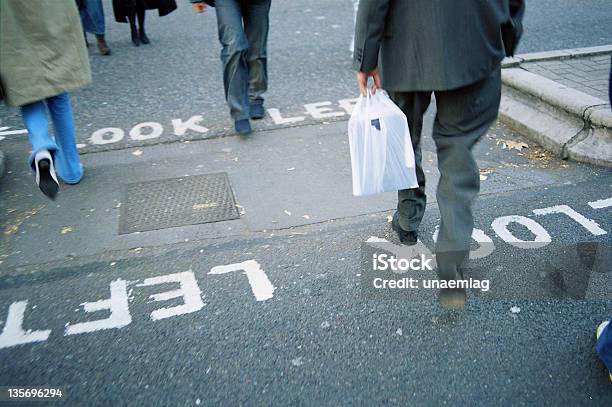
[
  {"x1": 498, "y1": 46, "x2": 612, "y2": 168},
  {"x1": 502, "y1": 44, "x2": 612, "y2": 67}
]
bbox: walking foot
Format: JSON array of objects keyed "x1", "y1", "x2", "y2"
[
  {"x1": 391, "y1": 212, "x2": 418, "y2": 245},
  {"x1": 250, "y1": 103, "x2": 265, "y2": 120},
  {"x1": 34, "y1": 150, "x2": 59, "y2": 200},
  {"x1": 235, "y1": 119, "x2": 252, "y2": 135}
]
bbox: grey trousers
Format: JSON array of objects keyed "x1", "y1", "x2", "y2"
[
  {"x1": 390, "y1": 66, "x2": 502, "y2": 277},
  {"x1": 215, "y1": 0, "x2": 270, "y2": 121}
]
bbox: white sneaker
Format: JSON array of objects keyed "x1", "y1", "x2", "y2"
[{"x1": 34, "y1": 150, "x2": 59, "y2": 200}]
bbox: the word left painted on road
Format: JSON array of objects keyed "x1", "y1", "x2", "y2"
[
  {"x1": 0, "y1": 196, "x2": 610, "y2": 351},
  {"x1": 0, "y1": 98, "x2": 360, "y2": 147},
  {"x1": 0, "y1": 261, "x2": 275, "y2": 350}
]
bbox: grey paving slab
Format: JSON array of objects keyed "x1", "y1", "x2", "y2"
[{"x1": 523, "y1": 52, "x2": 611, "y2": 100}]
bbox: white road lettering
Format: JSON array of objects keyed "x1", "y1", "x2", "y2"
[
  {"x1": 588, "y1": 197, "x2": 612, "y2": 209},
  {"x1": 267, "y1": 108, "x2": 306, "y2": 125},
  {"x1": 129, "y1": 122, "x2": 163, "y2": 141},
  {"x1": 65, "y1": 280, "x2": 132, "y2": 336},
  {"x1": 90, "y1": 127, "x2": 125, "y2": 145},
  {"x1": 304, "y1": 101, "x2": 346, "y2": 119},
  {"x1": 209, "y1": 260, "x2": 275, "y2": 301},
  {"x1": 338, "y1": 98, "x2": 359, "y2": 115},
  {"x1": 0, "y1": 301, "x2": 51, "y2": 350},
  {"x1": 533, "y1": 205, "x2": 607, "y2": 236},
  {"x1": 492, "y1": 215, "x2": 551, "y2": 248},
  {"x1": 172, "y1": 115, "x2": 209, "y2": 136},
  {"x1": 138, "y1": 271, "x2": 204, "y2": 321},
  {"x1": 432, "y1": 227, "x2": 495, "y2": 260},
  {"x1": 469, "y1": 228, "x2": 496, "y2": 259},
  {"x1": 0, "y1": 126, "x2": 28, "y2": 137}
]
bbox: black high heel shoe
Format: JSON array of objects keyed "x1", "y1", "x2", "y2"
[
  {"x1": 139, "y1": 29, "x2": 150, "y2": 45},
  {"x1": 131, "y1": 28, "x2": 140, "y2": 46}
]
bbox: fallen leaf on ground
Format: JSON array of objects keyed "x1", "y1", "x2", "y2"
[
  {"x1": 510, "y1": 306, "x2": 521, "y2": 314},
  {"x1": 302, "y1": 215, "x2": 310, "y2": 220},
  {"x1": 61, "y1": 226, "x2": 73, "y2": 234},
  {"x1": 132, "y1": 149, "x2": 143, "y2": 156},
  {"x1": 528, "y1": 148, "x2": 553, "y2": 162},
  {"x1": 505, "y1": 140, "x2": 528, "y2": 151},
  {"x1": 284, "y1": 210, "x2": 292, "y2": 216},
  {"x1": 4, "y1": 225, "x2": 18, "y2": 235}
]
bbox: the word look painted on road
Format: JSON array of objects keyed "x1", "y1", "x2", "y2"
[{"x1": 0, "y1": 98, "x2": 360, "y2": 146}]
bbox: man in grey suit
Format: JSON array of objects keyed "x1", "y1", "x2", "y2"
[{"x1": 354, "y1": 0, "x2": 524, "y2": 308}]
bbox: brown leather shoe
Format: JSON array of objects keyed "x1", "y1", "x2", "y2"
[{"x1": 95, "y1": 34, "x2": 111, "y2": 56}]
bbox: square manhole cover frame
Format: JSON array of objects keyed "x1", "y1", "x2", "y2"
[{"x1": 119, "y1": 172, "x2": 240, "y2": 235}]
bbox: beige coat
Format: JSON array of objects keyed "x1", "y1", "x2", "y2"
[{"x1": 0, "y1": 0, "x2": 92, "y2": 107}]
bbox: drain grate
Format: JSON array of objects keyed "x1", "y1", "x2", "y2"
[{"x1": 119, "y1": 173, "x2": 240, "y2": 234}]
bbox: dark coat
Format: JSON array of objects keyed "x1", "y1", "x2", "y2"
[
  {"x1": 0, "y1": 0, "x2": 91, "y2": 106},
  {"x1": 113, "y1": 0, "x2": 177, "y2": 23},
  {"x1": 353, "y1": 0, "x2": 525, "y2": 92}
]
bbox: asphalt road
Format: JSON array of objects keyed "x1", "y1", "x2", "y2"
[
  {"x1": 0, "y1": 175, "x2": 611, "y2": 405},
  {"x1": 1, "y1": 1, "x2": 612, "y2": 405},
  {"x1": 0, "y1": 0, "x2": 611, "y2": 154}
]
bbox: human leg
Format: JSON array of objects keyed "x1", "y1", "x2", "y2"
[
  {"x1": 432, "y1": 67, "x2": 502, "y2": 279},
  {"x1": 215, "y1": 0, "x2": 251, "y2": 129},
  {"x1": 242, "y1": 0, "x2": 271, "y2": 119},
  {"x1": 46, "y1": 92, "x2": 84, "y2": 184},
  {"x1": 389, "y1": 91, "x2": 432, "y2": 235},
  {"x1": 20, "y1": 100, "x2": 60, "y2": 198}
]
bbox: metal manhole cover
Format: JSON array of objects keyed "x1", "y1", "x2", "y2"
[{"x1": 119, "y1": 173, "x2": 239, "y2": 234}]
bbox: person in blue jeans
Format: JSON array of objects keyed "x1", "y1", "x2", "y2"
[
  {"x1": 21, "y1": 93, "x2": 85, "y2": 188},
  {"x1": 191, "y1": 0, "x2": 271, "y2": 135},
  {"x1": 0, "y1": 0, "x2": 91, "y2": 200},
  {"x1": 596, "y1": 320, "x2": 612, "y2": 382},
  {"x1": 77, "y1": 0, "x2": 112, "y2": 55}
]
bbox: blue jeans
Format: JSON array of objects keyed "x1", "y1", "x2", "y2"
[
  {"x1": 215, "y1": 0, "x2": 270, "y2": 121},
  {"x1": 597, "y1": 321, "x2": 612, "y2": 373},
  {"x1": 21, "y1": 92, "x2": 84, "y2": 184},
  {"x1": 78, "y1": 0, "x2": 106, "y2": 35}
]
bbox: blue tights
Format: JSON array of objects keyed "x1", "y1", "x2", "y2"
[{"x1": 20, "y1": 92, "x2": 83, "y2": 184}]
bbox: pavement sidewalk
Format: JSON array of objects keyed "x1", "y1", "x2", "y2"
[
  {"x1": 500, "y1": 45, "x2": 612, "y2": 167},
  {"x1": 0, "y1": 116, "x2": 588, "y2": 272}
]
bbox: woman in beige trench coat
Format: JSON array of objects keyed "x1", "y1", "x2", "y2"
[{"x1": 0, "y1": 0, "x2": 92, "y2": 199}]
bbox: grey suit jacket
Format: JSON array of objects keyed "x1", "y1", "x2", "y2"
[{"x1": 353, "y1": 0, "x2": 522, "y2": 92}]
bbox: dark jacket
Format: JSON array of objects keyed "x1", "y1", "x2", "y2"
[
  {"x1": 113, "y1": 0, "x2": 177, "y2": 23},
  {"x1": 353, "y1": 0, "x2": 525, "y2": 92},
  {"x1": 0, "y1": 0, "x2": 91, "y2": 106}
]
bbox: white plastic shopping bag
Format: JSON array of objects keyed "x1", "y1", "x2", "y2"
[{"x1": 347, "y1": 90, "x2": 418, "y2": 196}]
